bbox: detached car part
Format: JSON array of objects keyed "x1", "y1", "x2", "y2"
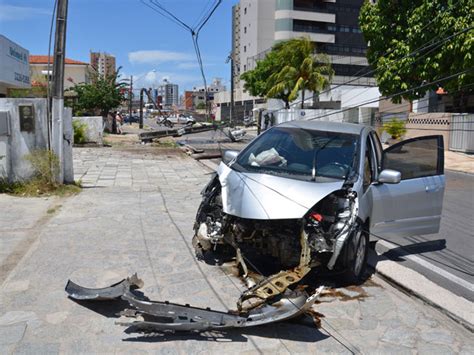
[{"x1": 65, "y1": 275, "x2": 324, "y2": 332}]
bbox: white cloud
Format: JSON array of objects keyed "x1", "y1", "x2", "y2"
[
  {"x1": 128, "y1": 50, "x2": 194, "y2": 65},
  {"x1": 0, "y1": 4, "x2": 51, "y2": 21},
  {"x1": 177, "y1": 62, "x2": 199, "y2": 69},
  {"x1": 129, "y1": 70, "x2": 201, "y2": 89}
]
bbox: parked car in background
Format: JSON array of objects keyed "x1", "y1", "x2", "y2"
[
  {"x1": 168, "y1": 114, "x2": 196, "y2": 125},
  {"x1": 123, "y1": 114, "x2": 139, "y2": 124}
]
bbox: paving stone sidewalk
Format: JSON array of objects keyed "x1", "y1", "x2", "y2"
[{"x1": 0, "y1": 146, "x2": 473, "y2": 354}]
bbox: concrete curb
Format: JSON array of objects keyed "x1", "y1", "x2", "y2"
[{"x1": 368, "y1": 249, "x2": 474, "y2": 332}]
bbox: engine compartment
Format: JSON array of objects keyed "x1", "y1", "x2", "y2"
[{"x1": 193, "y1": 174, "x2": 358, "y2": 307}]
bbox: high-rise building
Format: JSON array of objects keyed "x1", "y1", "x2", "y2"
[
  {"x1": 90, "y1": 52, "x2": 116, "y2": 78},
  {"x1": 215, "y1": 0, "x2": 378, "y2": 122},
  {"x1": 235, "y1": 0, "x2": 373, "y2": 87},
  {"x1": 157, "y1": 79, "x2": 179, "y2": 109}
]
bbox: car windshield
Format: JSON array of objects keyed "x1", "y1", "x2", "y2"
[{"x1": 233, "y1": 126, "x2": 358, "y2": 181}]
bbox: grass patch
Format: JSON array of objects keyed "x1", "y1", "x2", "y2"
[
  {"x1": 0, "y1": 149, "x2": 81, "y2": 197},
  {"x1": 153, "y1": 139, "x2": 177, "y2": 148},
  {"x1": 0, "y1": 178, "x2": 81, "y2": 197}
]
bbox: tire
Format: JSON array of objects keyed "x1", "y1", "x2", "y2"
[{"x1": 341, "y1": 223, "x2": 369, "y2": 284}]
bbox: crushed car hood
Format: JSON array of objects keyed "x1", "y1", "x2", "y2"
[{"x1": 217, "y1": 162, "x2": 344, "y2": 220}]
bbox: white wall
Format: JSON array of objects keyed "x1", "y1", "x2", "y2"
[{"x1": 30, "y1": 64, "x2": 89, "y2": 89}]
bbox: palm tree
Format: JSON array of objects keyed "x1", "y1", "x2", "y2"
[{"x1": 267, "y1": 37, "x2": 333, "y2": 109}]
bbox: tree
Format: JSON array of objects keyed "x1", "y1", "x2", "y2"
[
  {"x1": 241, "y1": 37, "x2": 333, "y2": 109},
  {"x1": 69, "y1": 67, "x2": 127, "y2": 117},
  {"x1": 359, "y1": 0, "x2": 474, "y2": 106}
]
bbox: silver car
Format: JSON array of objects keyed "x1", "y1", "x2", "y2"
[{"x1": 193, "y1": 121, "x2": 444, "y2": 307}]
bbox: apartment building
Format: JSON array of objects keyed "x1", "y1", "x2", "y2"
[
  {"x1": 157, "y1": 79, "x2": 179, "y2": 109},
  {"x1": 217, "y1": 0, "x2": 378, "y2": 122},
  {"x1": 237, "y1": 0, "x2": 373, "y2": 86},
  {"x1": 90, "y1": 52, "x2": 116, "y2": 78}
]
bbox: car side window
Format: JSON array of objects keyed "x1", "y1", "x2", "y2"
[
  {"x1": 383, "y1": 136, "x2": 444, "y2": 180},
  {"x1": 363, "y1": 137, "x2": 375, "y2": 190},
  {"x1": 369, "y1": 131, "x2": 383, "y2": 172}
]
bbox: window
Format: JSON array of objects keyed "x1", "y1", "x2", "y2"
[
  {"x1": 234, "y1": 127, "x2": 358, "y2": 181},
  {"x1": 363, "y1": 137, "x2": 376, "y2": 190},
  {"x1": 383, "y1": 136, "x2": 444, "y2": 180},
  {"x1": 243, "y1": 45, "x2": 246, "y2": 52},
  {"x1": 244, "y1": 7, "x2": 247, "y2": 14},
  {"x1": 244, "y1": 26, "x2": 247, "y2": 33},
  {"x1": 369, "y1": 131, "x2": 383, "y2": 172}
]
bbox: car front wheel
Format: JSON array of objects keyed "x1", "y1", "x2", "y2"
[{"x1": 341, "y1": 223, "x2": 369, "y2": 284}]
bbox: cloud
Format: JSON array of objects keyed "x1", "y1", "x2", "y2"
[
  {"x1": 128, "y1": 50, "x2": 194, "y2": 65},
  {"x1": 177, "y1": 62, "x2": 199, "y2": 69},
  {"x1": 128, "y1": 70, "x2": 202, "y2": 89},
  {"x1": 0, "y1": 4, "x2": 51, "y2": 21}
]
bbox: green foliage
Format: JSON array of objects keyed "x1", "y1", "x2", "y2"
[
  {"x1": 72, "y1": 120, "x2": 88, "y2": 144},
  {"x1": 24, "y1": 149, "x2": 60, "y2": 187},
  {"x1": 68, "y1": 67, "x2": 127, "y2": 117},
  {"x1": 384, "y1": 118, "x2": 407, "y2": 139},
  {"x1": 359, "y1": 0, "x2": 474, "y2": 104},
  {"x1": 241, "y1": 37, "x2": 333, "y2": 108},
  {"x1": 196, "y1": 102, "x2": 206, "y2": 109},
  {"x1": 0, "y1": 150, "x2": 81, "y2": 196}
]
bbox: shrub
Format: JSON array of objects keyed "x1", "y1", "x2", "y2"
[
  {"x1": 384, "y1": 118, "x2": 407, "y2": 139},
  {"x1": 24, "y1": 149, "x2": 60, "y2": 187},
  {"x1": 0, "y1": 150, "x2": 81, "y2": 196},
  {"x1": 72, "y1": 120, "x2": 88, "y2": 144}
]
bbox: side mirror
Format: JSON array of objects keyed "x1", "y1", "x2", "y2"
[
  {"x1": 378, "y1": 169, "x2": 401, "y2": 184},
  {"x1": 222, "y1": 150, "x2": 239, "y2": 165}
]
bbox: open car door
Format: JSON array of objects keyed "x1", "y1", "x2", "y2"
[{"x1": 370, "y1": 135, "x2": 445, "y2": 238}]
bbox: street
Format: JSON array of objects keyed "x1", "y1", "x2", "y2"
[{"x1": 0, "y1": 145, "x2": 473, "y2": 353}]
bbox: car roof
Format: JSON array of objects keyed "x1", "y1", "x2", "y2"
[{"x1": 278, "y1": 120, "x2": 367, "y2": 135}]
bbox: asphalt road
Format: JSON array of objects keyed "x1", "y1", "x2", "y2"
[{"x1": 375, "y1": 170, "x2": 474, "y2": 301}]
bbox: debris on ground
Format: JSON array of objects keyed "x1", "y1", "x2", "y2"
[{"x1": 65, "y1": 274, "x2": 325, "y2": 333}]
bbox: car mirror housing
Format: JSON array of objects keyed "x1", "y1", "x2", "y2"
[
  {"x1": 222, "y1": 150, "x2": 239, "y2": 165},
  {"x1": 378, "y1": 169, "x2": 401, "y2": 184}
]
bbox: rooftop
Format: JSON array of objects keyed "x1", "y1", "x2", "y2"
[{"x1": 29, "y1": 55, "x2": 88, "y2": 65}]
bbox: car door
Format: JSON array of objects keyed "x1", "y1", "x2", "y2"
[{"x1": 369, "y1": 135, "x2": 445, "y2": 238}]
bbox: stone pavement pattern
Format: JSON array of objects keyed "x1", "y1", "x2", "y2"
[{"x1": 0, "y1": 146, "x2": 473, "y2": 354}]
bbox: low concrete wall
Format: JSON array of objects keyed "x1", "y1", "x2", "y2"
[
  {"x1": 405, "y1": 113, "x2": 451, "y2": 149},
  {"x1": 73, "y1": 116, "x2": 103, "y2": 144},
  {"x1": 0, "y1": 98, "x2": 48, "y2": 181}
]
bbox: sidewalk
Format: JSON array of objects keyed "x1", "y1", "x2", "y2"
[
  {"x1": 1, "y1": 146, "x2": 473, "y2": 353},
  {"x1": 444, "y1": 150, "x2": 474, "y2": 174}
]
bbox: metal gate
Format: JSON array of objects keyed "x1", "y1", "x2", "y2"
[{"x1": 449, "y1": 113, "x2": 474, "y2": 153}]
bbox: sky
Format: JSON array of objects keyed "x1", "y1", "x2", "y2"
[{"x1": 0, "y1": 0, "x2": 235, "y2": 93}]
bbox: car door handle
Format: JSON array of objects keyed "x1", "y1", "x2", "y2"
[{"x1": 425, "y1": 185, "x2": 440, "y2": 193}]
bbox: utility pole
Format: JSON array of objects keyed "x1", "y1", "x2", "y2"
[
  {"x1": 230, "y1": 55, "x2": 234, "y2": 126},
  {"x1": 51, "y1": 0, "x2": 68, "y2": 183},
  {"x1": 128, "y1": 75, "x2": 133, "y2": 119}
]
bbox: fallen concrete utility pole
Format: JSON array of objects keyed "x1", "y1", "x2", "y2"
[
  {"x1": 139, "y1": 124, "x2": 221, "y2": 142},
  {"x1": 65, "y1": 274, "x2": 324, "y2": 333}
]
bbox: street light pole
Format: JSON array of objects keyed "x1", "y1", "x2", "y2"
[
  {"x1": 51, "y1": 0, "x2": 69, "y2": 183},
  {"x1": 230, "y1": 55, "x2": 234, "y2": 126},
  {"x1": 128, "y1": 75, "x2": 133, "y2": 119}
]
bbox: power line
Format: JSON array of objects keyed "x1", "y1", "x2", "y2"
[
  {"x1": 269, "y1": 24, "x2": 474, "y2": 115},
  {"x1": 141, "y1": 0, "x2": 222, "y2": 119},
  {"x1": 305, "y1": 68, "x2": 474, "y2": 122}
]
